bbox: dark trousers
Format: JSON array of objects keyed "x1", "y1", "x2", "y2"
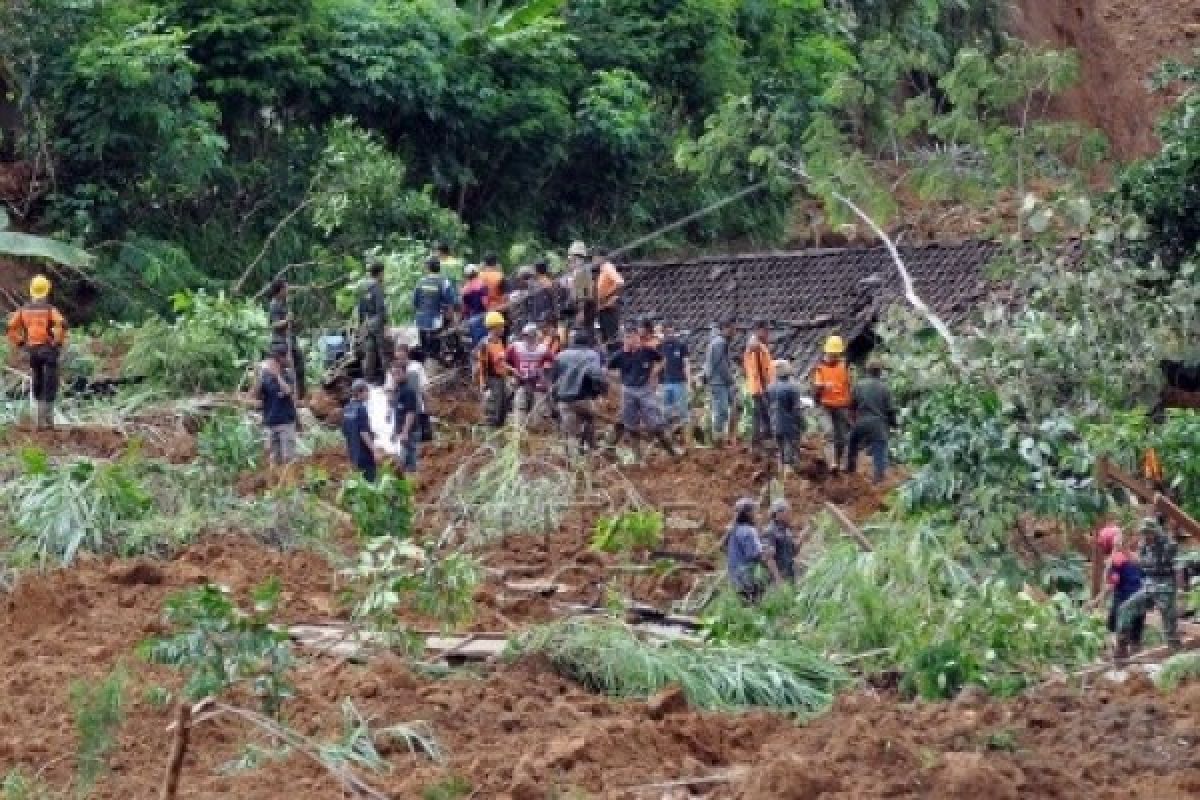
[
  {"x1": 848, "y1": 420, "x2": 888, "y2": 483},
  {"x1": 273, "y1": 337, "x2": 306, "y2": 398},
  {"x1": 29, "y1": 346, "x2": 60, "y2": 402},
  {"x1": 750, "y1": 394, "x2": 772, "y2": 445},
  {"x1": 362, "y1": 332, "x2": 388, "y2": 385},
  {"x1": 597, "y1": 306, "x2": 620, "y2": 350}
]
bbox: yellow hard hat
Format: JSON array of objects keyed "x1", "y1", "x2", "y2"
[
  {"x1": 30, "y1": 275, "x2": 51, "y2": 299},
  {"x1": 485, "y1": 311, "x2": 506, "y2": 330},
  {"x1": 824, "y1": 335, "x2": 845, "y2": 355}
]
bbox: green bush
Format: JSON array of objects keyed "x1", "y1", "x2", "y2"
[
  {"x1": 197, "y1": 410, "x2": 263, "y2": 477},
  {"x1": 339, "y1": 468, "x2": 414, "y2": 539}
]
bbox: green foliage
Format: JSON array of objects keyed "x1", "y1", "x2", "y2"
[
  {"x1": 339, "y1": 469, "x2": 414, "y2": 539},
  {"x1": 1, "y1": 770, "x2": 61, "y2": 800},
  {"x1": 1155, "y1": 653, "x2": 1200, "y2": 692},
  {"x1": 123, "y1": 291, "x2": 268, "y2": 393},
  {"x1": 70, "y1": 668, "x2": 126, "y2": 793},
  {"x1": 1084, "y1": 410, "x2": 1200, "y2": 520},
  {"x1": 590, "y1": 510, "x2": 664, "y2": 554},
  {"x1": 340, "y1": 538, "x2": 482, "y2": 636},
  {"x1": 140, "y1": 580, "x2": 293, "y2": 716},
  {"x1": 513, "y1": 618, "x2": 848, "y2": 712},
  {"x1": 197, "y1": 410, "x2": 263, "y2": 477},
  {"x1": 319, "y1": 700, "x2": 445, "y2": 771},
  {"x1": 422, "y1": 776, "x2": 474, "y2": 800},
  {"x1": 699, "y1": 584, "x2": 800, "y2": 644}
]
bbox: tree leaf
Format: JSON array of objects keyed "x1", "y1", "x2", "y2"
[{"x1": 0, "y1": 232, "x2": 93, "y2": 267}]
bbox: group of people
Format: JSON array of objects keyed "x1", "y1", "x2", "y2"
[{"x1": 1091, "y1": 517, "x2": 1183, "y2": 660}]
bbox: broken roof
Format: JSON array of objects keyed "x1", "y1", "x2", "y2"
[{"x1": 618, "y1": 239, "x2": 1004, "y2": 368}]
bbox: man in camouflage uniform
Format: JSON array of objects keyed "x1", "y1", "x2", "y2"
[
  {"x1": 1116, "y1": 516, "x2": 1181, "y2": 661},
  {"x1": 359, "y1": 259, "x2": 389, "y2": 385}
]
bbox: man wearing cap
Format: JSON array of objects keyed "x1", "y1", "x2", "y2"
[
  {"x1": 342, "y1": 379, "x2": 379, "y2": 482},
  {"x1": 359, "y1": 259, "x2": 390, "y2": 385},
  {"x1": 847, "y1": 356, "x2": 893, "y2": 484},
  {"x1": 1115, "y1": 517, "x2": 1182, "y2": 660},
  {"x1": 7, "y1": 274, "x2": 68, "y2": 429},
  {"x1": 763, "y1": 499, "x2": 800, "y2": 584},
  {"x1": 705, "y1": 316, "x2": 737, "y2": 446},
  {"x1": 508, "y1": 322, "x2": 552, "y2": 428},
  {"x1": 767, "y1": 359, "x2": 804, "y2": 472},
  {"x1": 412, "y1": 256, "x2": 458, "y2": 362},
  {"x1": 743, "y1": 320, "x2": 776, "y2": 450},
  {"x1": 608, "y1": 327, "x2": 678, "y2": 460},
  {"x1": 549, "y1": 330, "x2": 608, "y2": 456},
  {"x1": 811, "y1": 335, "x2": 853, "y2": 472},
  {"x1": 594, "y1": 250, "x2": 625, "y2": 353},
  {"x1": 478, "y1": 311, "x2": 514, "y2": 427},
  {"x1": 260, "y1": 343, "x2": 299, "y2": 469}
]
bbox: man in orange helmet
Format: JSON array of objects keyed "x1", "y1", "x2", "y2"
[
  {"x1": 811, "y1": 334, "x2": 853, "y2": 473},
  {"x1": 6, "y1": 274, "x2": 68, "y2": 429}
]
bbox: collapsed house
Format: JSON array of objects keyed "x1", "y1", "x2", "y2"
[{"x1": 617, "y1": 240, "x2": 1004, "y2": 370}]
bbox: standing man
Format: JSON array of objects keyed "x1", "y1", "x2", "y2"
[
  {"x1": 565, "y1": 241, "x2": 596, "y2": 335},
  {"x1": 388, "y1": 356, "x2": 421, "y2": 476},
  {"x1": 508, "y1": 323, "x2": 551, "y2": 428},
  {"x1": 527, "y1": 259, "x2": 559, "y2": 327},
  {"x1": 6, "y1": 274, "x2": 68, "y2": 430},
  {"x1": 847, "y1": 357, "x2": 894, "y2": 484},
  {"x1": 659, "y1": 321, "x2": 691, "y2": 444},
  {"x1": 412, "y1": 256, "x2": 458, "y2": 362},
  {"x1": 359, "y1": 259, "x2": 389, "y2": 385},
  {"x1": 259, "y1": 343, "x2": 298, "y2": 470},
  {"x1": 705, "y1": 316, "x2": 737, "y2": 446},
  {"x1": 724, "y1": 497, "x2": 766, "y2": 604},
  {"x1": 767, "y1": 360, "x2": 804, "y2": 473},
  {"x1": 267, "y1": 278, "x2": 305, "y2": 399},
  {"x1": 811, "y1": 335, "x2": 853, "y2": 473},
  {"x1": 342, "y1": 379, "x2": 379, "y2": 482},
  {"x1": 477, "y1": 311, "x2": 513, "y2": 427},
  {"x1": 480, "y1": 254, "x2": 508, "y2": 316},
  {"x1": 1116, "y1": 517, "x2": 1182, "y2": 660},
  {"x1": 594, "y1": 250, "x2": 625, "y2": 353},
  {"x1": 763, "y1": 498, "x2": 800, "y2": 585},
  {"x1": 436, "y1": 241, "x2": 463, "y2": 276},
  {"x1": 549, "y1": 331, "x2": 608, "y2": 456},
  {"x1": 743, "y1": 320, "x2": 775, "y2": 450},
  {"x1": 608, "y1": 327, "x2": 678, "y2": 460}
]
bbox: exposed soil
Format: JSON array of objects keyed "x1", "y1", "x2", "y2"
[{"x1": 0, "y1": 421, "x2": 196, "y2": 463}]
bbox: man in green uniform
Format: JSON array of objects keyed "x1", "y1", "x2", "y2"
[
  {"x1": 359, "y1": 259, "x2": 389, "y2": 385},
  {"x1": 267, "y1": 278, "x2": 305, "y2": 399},
  {"x1": 847, "y1": 357, "x2": 894, "y2": 484},
  {"x1": 1116, "y1": 516, "x2": 1181, "y2": 660}
]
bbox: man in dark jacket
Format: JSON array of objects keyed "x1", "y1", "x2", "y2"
[
  {"x1": 359, "y1": 260, "x2": 389, "y2": 385},
  {"x1": 412, "y1": 256, "x2": 458, "y2": 362},
  {"x1": 267, "y1": 278, "x2": 305, "y2": 399},
  {"x1": 705, "y1": 316, "x2": 737, "y2": 446},
  {"x1": 767, "y1": 359, "x2": 804, "y2": 472},
  {"x1": 342, "y1": 379, "x2": 379, "y2": 482},
  {"x1": 847, "y1": 357, "x2": 894, "y2": 483},
  {"x1": 259, "y1": 343, "x2": 298, "y2": 468},
  {"x1": 549, "y1": 331, "x2": 608, "y2": 456}
]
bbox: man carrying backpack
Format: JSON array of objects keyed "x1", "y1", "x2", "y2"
[
  {"x1": 412, "y1": 256, "x2": 458, "y2": 362},
  {"x1": 358, "y1": 259, "x2": 389, "y2": 385},
  {"x1": 6, "y1": 274, "x2": 68, "y2": 429}
]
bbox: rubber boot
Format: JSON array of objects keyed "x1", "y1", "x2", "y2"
[
  {"x1": 1113, "y1": 636, "x2": 1131, "y2": 665},
  {"x1": 35, "y1": 402, "x2": 50, "y2": 430}
]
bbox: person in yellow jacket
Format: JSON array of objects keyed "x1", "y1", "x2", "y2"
[
  {"x1": 6, "y1": 275, "x2": 69, "y2": 429},
  {"x1": 811, "y1": 335, "x2": 853, "y2": 473},
  {"x1": 743, "y1": 319, "x2": 775, "y2": 448}
]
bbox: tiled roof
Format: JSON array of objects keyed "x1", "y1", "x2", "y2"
[{"x1": 617, "y1": 240, "x2": 1003, "y2": 369}]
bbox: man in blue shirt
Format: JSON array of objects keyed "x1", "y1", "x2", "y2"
[
  {"x1": 259, "y1": 344, "x2": 298, "y2": 468},
  {"x1": 659, "y1": 321, "x2": 691, "y2": 444},
  {"x1": 413, "y1": 256, "x2": 458, "y2": 362},
  {"x1": 724, "y1": 497, "x2": 766, "y2": 603},
  {"x1": 342, "y1": 379, "x2": 379, "y2": 482}
]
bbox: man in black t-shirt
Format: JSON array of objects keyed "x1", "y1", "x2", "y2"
[
  {"x1": 607, "y1": 328, "x2": 678, "y2": 459},
  {"x1": 389, "y1": 358, "x2": 421, "y2": 475},
  {"x1": 259, "y1": 344, "x2": 298, "y2": 468},
  {"x1": 659, "y1": 321, "x2": 691, "y2": 442}
]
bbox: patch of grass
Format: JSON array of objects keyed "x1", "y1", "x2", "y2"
[
  {"x1": 70, "y1": 667, "x2": 127, "y2": 792},
  {"x1": 1155, "y1": 653, "x2": 1200, "y2": 692},
  {"x1": 422, "y1": 776, "x2": 472, "y2": 800},
  {"x1": 983, "y1": 729, "x2": 1019, "y2": 752}
]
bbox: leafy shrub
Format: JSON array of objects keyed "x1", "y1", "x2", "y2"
[
  {"x1": 70, "y1": 668, "x2": 126, "y2": 792},
  {"x1": 141, "y1": 580, "x2": 293, "y2": 716},
  {"x1": 1155, "y1": 653, "x2": 1200, "y2": 692},
  {"x1": 590, "y1": 510, "x2": 664, "y2": 554},
  {"x1": 339, "y1": 469, "x2": 414, "y2": 539},
  {"x1": 123, "y1": 291, "x2": 268, "y2": 393},
  {"x1": 197, "y1": 410, "x2": 263, "y2": 477}
]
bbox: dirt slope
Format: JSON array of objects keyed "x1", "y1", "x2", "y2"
[{"x1": 1014, "y1": 0, "x2": 1200, "y2": 160}]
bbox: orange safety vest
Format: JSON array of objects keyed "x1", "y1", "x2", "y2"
[
  {"x1": 481, "y1": 268, "x2": 507, "y2": 311},
  {"x1": 477, "y1": 339, "x2": 509, "y2": 388},
  {"x1": 1143, "y1": 448, "x2": 1164, "y2": 485},
  {"x1": 811, "y1": 361, "x2": 852, "y2": 409},
  {"x1": 743, "y1": 340, "x2": 775, "y2": 396},
  {"x1": 6, "y1": 303, "x2": 68, "y2": 348},
  {"x1": 596, "y1": 262, "x2": 624, "y2": 310}
]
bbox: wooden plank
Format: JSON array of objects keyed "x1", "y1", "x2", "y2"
[{"x1": 823, "y1": 502, "x2": 873, "y2": 552}]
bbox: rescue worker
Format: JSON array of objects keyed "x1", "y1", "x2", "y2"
[
  {"x1": 480, "y1": 254, "x2": 508, "y2": 315},
  {"x1": 549, "y1": 330, "x2": 608, "y2": 456},
  {"x1": 1116, "y1": 517, "x2": 1181, "y2": 660},
  {"x1": 259, "y1": 343, "x2": 298, "y2": 468},
  {"x1": 508, "y1": 323, "x2": 551, "y2": 428},
  {"x1": 342, "y1": 379, "x2": 379, "y2": 482},
  {"x1": 767, "y1": 359, "x2": 803, "y2": 472},
  {"x1": 659, "y1": 320, "x2": 691, "y2": 443},
  {"x1": 608, "y1": 327, "x2": 678, "y2": 460},
  {"x1": 359, "y1": 259, "x2": 389, "y2": 385},
  {"x1": 762, "y1": 498, "x2": 799, "y2": 584},
  {"x1": 811, "y1": 335, "x2": 852, "y2": 473},
  {"x1": 705, "y1": 316, "x2": 737, "y2": 446},
  {"x1": 565, "y1": 241, "x2": 596, "y2": 335},
  {"x1": 1088, "y1": 525, "x2": 1144, "y2": 652},
  {"x1": 847, "y1": 356, "x2": 894, "y2": 484},
  {"x1": 267, "y1": 278, "x2": 305, "y2": 399},
  {"x1": 724, "y1": 497, "x2": 766, "y2": 603},
  {"x1": 594, "y1": 250, "x2": 625, "y2": 352},
  {"x1": 743, "y1": 320, "x2": 775, "y2": 449},
  {"x1": 388, "y1": 355, "x2": 421, "y2": 475},
  {"x1": 461, "y1": 264, "x2": 488, "y2": 321},
  {"x1": 6, "y1": 274, "x2": 68, "y2": 429},
  {"x1": 435, "y1": 241, "x2": 463, "y2": 275},
  {"x1": 477, "y1": 311, "x2": 513, "y2": 427},
  {"x1": 528, "y1": 259, "x2": 560, "y2": 327},
  {"x1": 541, "y1": 314, "x2": 564, "y2": 357},
  {"x1": 412, "y1": 256, "x2": 458, "y2": 362}
]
